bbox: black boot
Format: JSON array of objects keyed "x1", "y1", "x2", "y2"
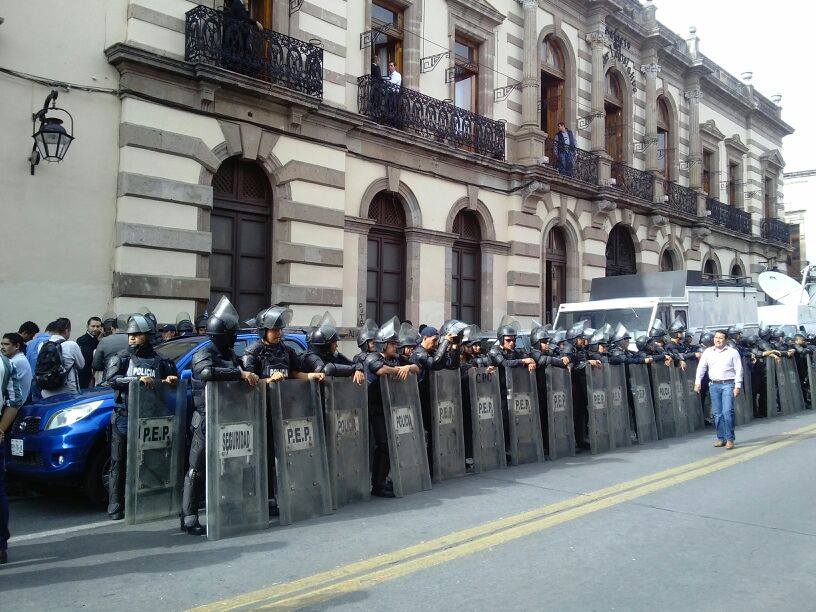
[
  {"x1": 180, "y1": 515, "x2": 206, "y2": 536},
  {"x1": 0, "y1": 549, "x2": 7, "y2": 565}
]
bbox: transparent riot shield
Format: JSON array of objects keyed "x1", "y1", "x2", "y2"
[
  {"x1": 764, "y1": 357, "x2": 780, "y2": 418},
  {"x1": 684, "y1": 359, "x2": 704, "y2": 432},
  {"x1": 429, "y1": 370, "x2": 466, "y2": 482},
  {"x1": 205, "y1": 381, "x2": 268, "y2": 541},
  {"x1": 774, "y1": 358, "x2": 794, "y2": 416},
  {"x1": 467, "y1": 368, "x2": 506, "y2": 473},
  {"x1": 544, "y1": 367, "x2": 576, "y2": 459},
  {"x1": 649, "y1": 363, "x2": 676, "y2": 439},
  {"x1": 124, "y1": 380, "x2": 186, "y2": 525},
  {"x1": 269, "y1": 380, "x2": 333, "y2": 526},
  {"x1": 627, "y1": 364, "x2": 658, "y2": 444},
  {"x1": 807, "y1": 355, "x2": 816, "y2": 411},
  {"x1": 322, "y1": 377, "x2": 370, "y2": 510},
  {"x1": 605, "y1": 364, "x2": 632, "y2": 449},
  {"x1": 505, "y1": 368, "x2": 546, "y2": 465},
  {"x1": 669, "y1": 367, "x2": 690, "y2": 438},
  {"x1": 585, "y1": 366, "x2": 613, "y2": 454},
  {"x1": 381, "y1": 374, "x2": 432, "y2": 497},
  {"x1": 734, "y1": 357, "x2": 754, "y2": 425}
]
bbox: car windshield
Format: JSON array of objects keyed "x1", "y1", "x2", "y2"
[
  {"x1": 156, "y1": 339, "x2": 203, "y2": 363},
  {"x1": 557, "y1": 307, "x2": 653, "y2": 337}
]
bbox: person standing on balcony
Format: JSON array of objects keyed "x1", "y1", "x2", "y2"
[
  {"x1": 387, "y1": 61, "x2": 402, "y2": 88},
  {"x1": 554, "y1": 122, "x2": 576, "y2": 177}
]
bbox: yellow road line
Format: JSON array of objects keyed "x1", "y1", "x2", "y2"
[{"x1": 193, "y1": 422, "x2": 816, "y2": 611}]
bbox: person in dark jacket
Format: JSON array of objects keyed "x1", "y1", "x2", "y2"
[
  {"x1": 92, "y1": 315, "x2": 130, "y2": 376},
  {"x1": 299, "y1": 316, "x2": 365, "y2": 383},
  {"x1": 353, "y1": 319, "x2": 379, "y2": 366},
  {"x1": 105, "y1": 314, "x2": 178, "y2": 520},
  {"x1": 76, "y1": 317, "x2": 103, "y2": 389}
]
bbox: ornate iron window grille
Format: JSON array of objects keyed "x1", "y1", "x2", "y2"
[
  {"x1": 664, "y1": 181, "x2": 698, "y2": 216},
  {"x1": 185, "y1": 5, "x2": 323, "y2": 99},
  {"x1": 611, "y1": 162, "x2": 654, "y2": 201},
  {"x1": 357, "y1": 75, "x2": 505, "y2": 160},
  {"x1": 706, "y1": 198, "x2": 752, "y2": 236},
  {"x1": 543, "y1": 138, "x2": 599, "y2": 185},
  {"x1": 761, "y1": 217, "x2": 791, "y2": 244}
]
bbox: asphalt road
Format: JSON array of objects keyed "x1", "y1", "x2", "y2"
[{"x1": 3, "y1": 412, "x2": 816, "y2": 611}]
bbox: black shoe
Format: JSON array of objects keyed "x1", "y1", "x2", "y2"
[
  {"x1": 0, "y1": 550, "x2": 7, "y2": 565},
  {"x1": 268, "y1": 500, "x2": 280, "y2": 518},
  {"x1": 181, "y1": 517, "x2": 206, "y2": 536},
  {"x1": 109, "y1": 511, "x2": 124, "y2": 521},
  {"x1": 372, "y1": 484, "x2": 395, "y2": 498}
]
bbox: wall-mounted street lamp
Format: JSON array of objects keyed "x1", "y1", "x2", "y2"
[{"x1": 30, "y1": 89, "x2": 74, "y2": 175}]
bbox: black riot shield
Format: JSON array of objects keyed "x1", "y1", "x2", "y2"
[
  {"x1": 605, "y1": 364, "x2": 632, "y2": 449},
  {"x1": 504, "y1": 368, "x2": 546, "y2": 465},
  {"x1": 205, "y1": 381, "x2": 268, "y2": 541},
  {"x1": 649, "y1": 363, "x2": 676, "y2": 439},
  {"x1": 785, "y1": 357, "x2": 807, "y2": 413},
  {"x1": 585, "y1": 366, "x2": 613, "y2": 454},
  {"x1": 429, "y1": 369, "x2": 466, "y2": 482},
  {"x1": 669, "y1": 367, "x2": 690, "y2": 438},
  {"x1": 764, "y1": 357, "x2": 780, "y2": 418},
  {"x1": 544, "y1": 367, "x2": 576, "y2": 459},
  {"x1": 323, "y1": 377, "x2": 370, "y2": 510},
  {"x1": 734, "y1": 356, "x2": 754, "y2": 425},
  {"x1": 467, "y1": 368, "x2": 506, "y2": 473},
  {"x1": 628, "y1": 364, "x2": 659, "y2": 444},
  {"x1": 807, "y1": 355, "x2": 816, "y2": 411},
  {"x1": 381, "y1": 374, "x2": 432, "y2": 497},
  {"x1": 774, "y1": 359, "x2": 794, "y2": 416},
  {"x1": 269, "y1": 380, "x2": 333, "y2": 526},
  {"x1": 684, "y1": 359, "x2": 704, "y2": 432},
  {"x1": 124, "y1": 381, "x2": 186, "y2": 525}
]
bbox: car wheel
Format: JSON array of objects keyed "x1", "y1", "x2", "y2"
[{"x1": 84, "y1": 447, "x2": 111, "y2": 506}]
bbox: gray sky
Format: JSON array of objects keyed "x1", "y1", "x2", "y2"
[{"x1": 654, "y1": 0, "x2": 811, "y2": 173}]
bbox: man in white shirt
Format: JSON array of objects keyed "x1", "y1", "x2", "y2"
[
  {"x1": 694, "y1": 330, "x2": 742, "y2": 449},
  {"x1": 38, "y1": 319, "x2": 85, "y2": 398},
  {"x1": 387, "y1": 61, "x2": 401, "y2": 88}
]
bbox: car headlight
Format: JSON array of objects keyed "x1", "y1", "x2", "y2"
[{"x1": 45, "y1": 400, "x2": 105, "y2": 430}]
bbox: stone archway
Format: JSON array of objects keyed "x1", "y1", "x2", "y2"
[{"x1": 606, "y1": 224, "x2": 638, "y2": 277}]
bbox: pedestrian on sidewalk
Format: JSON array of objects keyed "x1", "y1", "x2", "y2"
[
  {"x1": 0, "y1": 351, "x2": 24, "y2": 564},
  {"x1": 694, "y1": 330, "x2": 742, "y2": 449}
]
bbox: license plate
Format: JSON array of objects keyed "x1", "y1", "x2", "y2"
[{"x1": 11, "y1": 438, "x2": 23, "y2": 457}]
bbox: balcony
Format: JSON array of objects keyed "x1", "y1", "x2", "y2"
[
  {"x1": 706, "y1": 198, "x2": 752, "y2": 236},
  {"x1": 543, "y1": 139, "x2": 599, "y2": 185},
  {"x1": 761, "y1": 218, "x2": 791, "y2": 245},
  {"x1": 185, "y1": 5, "x2": 323, "y2": 99},
  {"x1": 663, "y1": 181, "x2": 698, "y2": 217},
  {"x1": 611, "y1": 162, "x2": 654, "y2": 201},
  {"x1": 357, "y1": 75, "x2": 505, "y2": 160}
]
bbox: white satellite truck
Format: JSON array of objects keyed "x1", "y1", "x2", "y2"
[
  {"x1": 756, "y1": 263, "x2": 816, "y2": 335},
  {"x1": 552, "y1": 270, "x2": 759, "y2": 337}
]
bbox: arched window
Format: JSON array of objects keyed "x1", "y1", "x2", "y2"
[
  {"x1": 451, "y1": 211, "x2": 481, "y2": 325},
  {"x1": 660, "y1": 249, "x2": 676, "y2": 272},
  {"x1": 605, "y1": 224, "x2": 637, "y2": 277},
  {"x1": 703, "y1": 257, "x2": 718, "y2": 279},
  {"x1": 545, "y1": 227, "x2": 567, "y2": 323},
  {"x1": 730, "y1": 263, "x2": 744, "y2": 278},
  {"x1": 657, "y1": 97, "x2": 672, "y2": 177},
  {"x1": 604, "y1": 71, "x2": 624, "y2": 163},
  {"x1": 210, "y1": 157, "x2": 272, "y2": 319},
  {"x1": 540, "y1": 36, "x2": 566, "y2": 136},
  {"x1": 367, "y1": 192, "x2": 406, "y2": 323}
]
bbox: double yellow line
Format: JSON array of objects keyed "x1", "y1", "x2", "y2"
[{"x1": 194, "y1": 422, "x2": 816, "y2": 611}]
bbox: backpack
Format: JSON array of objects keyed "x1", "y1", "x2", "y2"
[{"x1": 35, "y1": 339, "x2": 70, "y2": 391}]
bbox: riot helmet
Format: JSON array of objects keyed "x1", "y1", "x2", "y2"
[
  {"x1": 530, "y1": 325, "x2": 551, "y2": 346},
  {"x1": 206, "y1": 296, "x2": 240, "y2": 351},
  {"x1": 126, "y1": 314, "x2": 153, "y2": 335},
  {"x1": 101, "y1": 310, "x2": 117, "y2": 327},
  {"x1": 700, "y1": 331, "x2": 714, "y2": 347},
  {"x1": 461, "y1": 324, "x2": 483, "y2": 346},
  {"x1": 553, "y1": 330, "x2": 567, "y2": 344},
  {"x1": 176, "y1": 311, "x2": 194, "y2": 334},
  {"x1": 496, "y1": 314, "x2": 519, "y2": 341},
  {"x1": 588, "y1": 327, "x2": 606, "y2": 347},
  {"x1": 582, "y1": 327, "x2": 597, "y2": 341},
  {"x1": 611, "y1": 323, "x2": 630, "y2": 345},
  {"x1": 565, "y1": 320, "x2": 587, "y2": 341},
  {"x1": 441, "y1": 319, "x2": 468, "y2": 340},
  {"x1": 375, "y1": 316, "x2": 400, "y2": 347},
  {"x1": 357, "y1": 318, "x2": 379, "y2": 349},
  {"x1": 635, "y1": 335, "x2": 651, "y2": 352},
  {"x1": 648, "y1": 319, "x2": 667, "y2": 339},
  {"x1": 255, "y1": 305, "x2": 293, "y2": 332},
  {"x1": 397, "y1": 322, "x2": 420, "y2": 349},
  {"x1": 669, "y1": 315, "x2": 686, "y2": 337},
  {"x1": 727, "y1": 324, "x2": 744, "y2": 339},
  {"x1": 744, "y1": 334, "x2": 759, "y2": 347},
  {"x1": 310, "y1": 312, "x2": 339, "y2": 349}
]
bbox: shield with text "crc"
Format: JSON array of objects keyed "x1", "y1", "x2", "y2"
[
  {"x1": 585, "y1": 365, "x2": 613, "y2": 454},
  {"x1": 505, "y1": 367, "x2": 545, "y2": 465},
  {"x1": 205, "y1": 381, "x2": 268, "y2": 541},
  {"x1": 627, "y1": 364, "x2": 658, "y2": 444},
  {"x1": 381, "y1": 374, "x2": 432, "y2": 497},
  {"x1": 269, "y1": 379, "x2": 333, "y2": 526},
  {"x1": 467, "y1": 368, "x2": 507, "y2": 473},
  {"x1": 323, "y1": 377, "x2": 370, "y2": 509},
  {"x1": 125, "y1": 380, "x2": 186, "y2": 525},
  {"x1": 429, "y1": 369, "x2": 466, "y2": 483},
  {"x1": 544, "y1": 366, "x2": 576, "y2": 460}
]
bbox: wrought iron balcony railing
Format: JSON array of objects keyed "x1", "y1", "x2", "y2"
[
  {"x1": 611, "y1": 162, "x2": 654, "y2": 201},
  {"x1": 185, "y1": 5, "x2": 323, "y2": 98},
  {"x1": 357, "y1": 75, "x2": 505, "y2": 160},
  {"x1": 761, "y1": 217, "x2": 791, "y2": 244},
  {"x1": 707, "y1": 198, "x2": 752, "y2": 236},
  {"x1": 543, "y1": 138, "x2": 599, "y2": 185},
  {"x1": 663, "y1": 181, "x2": 698, "y2": 216}
]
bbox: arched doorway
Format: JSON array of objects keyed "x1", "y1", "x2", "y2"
[
  {"x1": 540, "y1": 35, "x2": 566, "y2": 136},
  {"x1": 451, "y1": 211, "x2": 481, "y2": 325},
  {"x1": 545, "y1": 226, "x2": 567, "y2": 324},
  {"x1": 605, "y1": 225, "x2": 637, "y2": 277},
  {"x1": 657, "y1": 96, "x2": 672, "y2": 177},
  {"x1": 210, "y1": 157, "x2": 272, "y2": 319},
  {"x1": 367, "y1": 192, "x2": 406, "y2": 323},
  {"x1": 660, "y1": 249, "x2": 677, "y2": 272},
  {"x1": 604, "y1": 71, "x2": 624, "y2": 163}
]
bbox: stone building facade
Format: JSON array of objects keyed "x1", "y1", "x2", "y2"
[{"x1": 0, "y1": 0, "x2": 795, "y2": 332}]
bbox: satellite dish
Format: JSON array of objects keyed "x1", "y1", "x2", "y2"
[{"x1": 758, "y1": 271, "x2": 807, "y2": 306}]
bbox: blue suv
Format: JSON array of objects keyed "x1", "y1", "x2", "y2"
[{"x1": 6, "y1": 332, "x2": 307, "y2": 504}]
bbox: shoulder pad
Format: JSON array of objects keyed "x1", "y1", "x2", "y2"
[{"x1": 244, "y1": 340, "x2": 264, "y2": 356}]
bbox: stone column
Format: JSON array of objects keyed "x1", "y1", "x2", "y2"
[
  {"x1": 521, "y1": 0, "x2": 539, "y2": 128},
  {"x1": 586, "y1": 29, "x2": 608, "y2": 153},
  {"x1": 403, "y1": 3, "x2": 422, "y2": 89},
  {"x1": 641, "y1": 63, "x2": 661, "y2": 173},
  {"x1": 685, "y1": 86, "x2": 703, "y2": 189}
]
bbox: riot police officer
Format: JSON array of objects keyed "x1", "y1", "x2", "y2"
[
  {"x1": 354, "y1": 319, "x2": 379, "y2": 366},
  {"x1": 181, "y1": 297, "x2": 259, "y2": 535},
  {"x1": 176, "y1": 312, "x2": 196, "y2": 338},
  {"x1": 105, "y1": 314, "x2": 179, "y2": 520},
  {"x1": 300, "y1": 315, "x2": 365, "y2": 384},
  {"x1": 564, "y1": 321, "x2": 602, "y2": 451},
  {"x1": 366, "y1": 317, "x2": 419, "y2": 497},
  {"x1": 396, "y1": 323, "x2": 421, "y2": 366},
  {"x1": 460, "y1": 325, "x2": 491, "y2": 368}
]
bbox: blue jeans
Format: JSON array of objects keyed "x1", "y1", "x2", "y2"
[
  {"x1": 0, "y1": 445, "x2": 8, "y2": 550},
  {"x1": 710, "y1": 381, "x2": 736, "y2": 442}
]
